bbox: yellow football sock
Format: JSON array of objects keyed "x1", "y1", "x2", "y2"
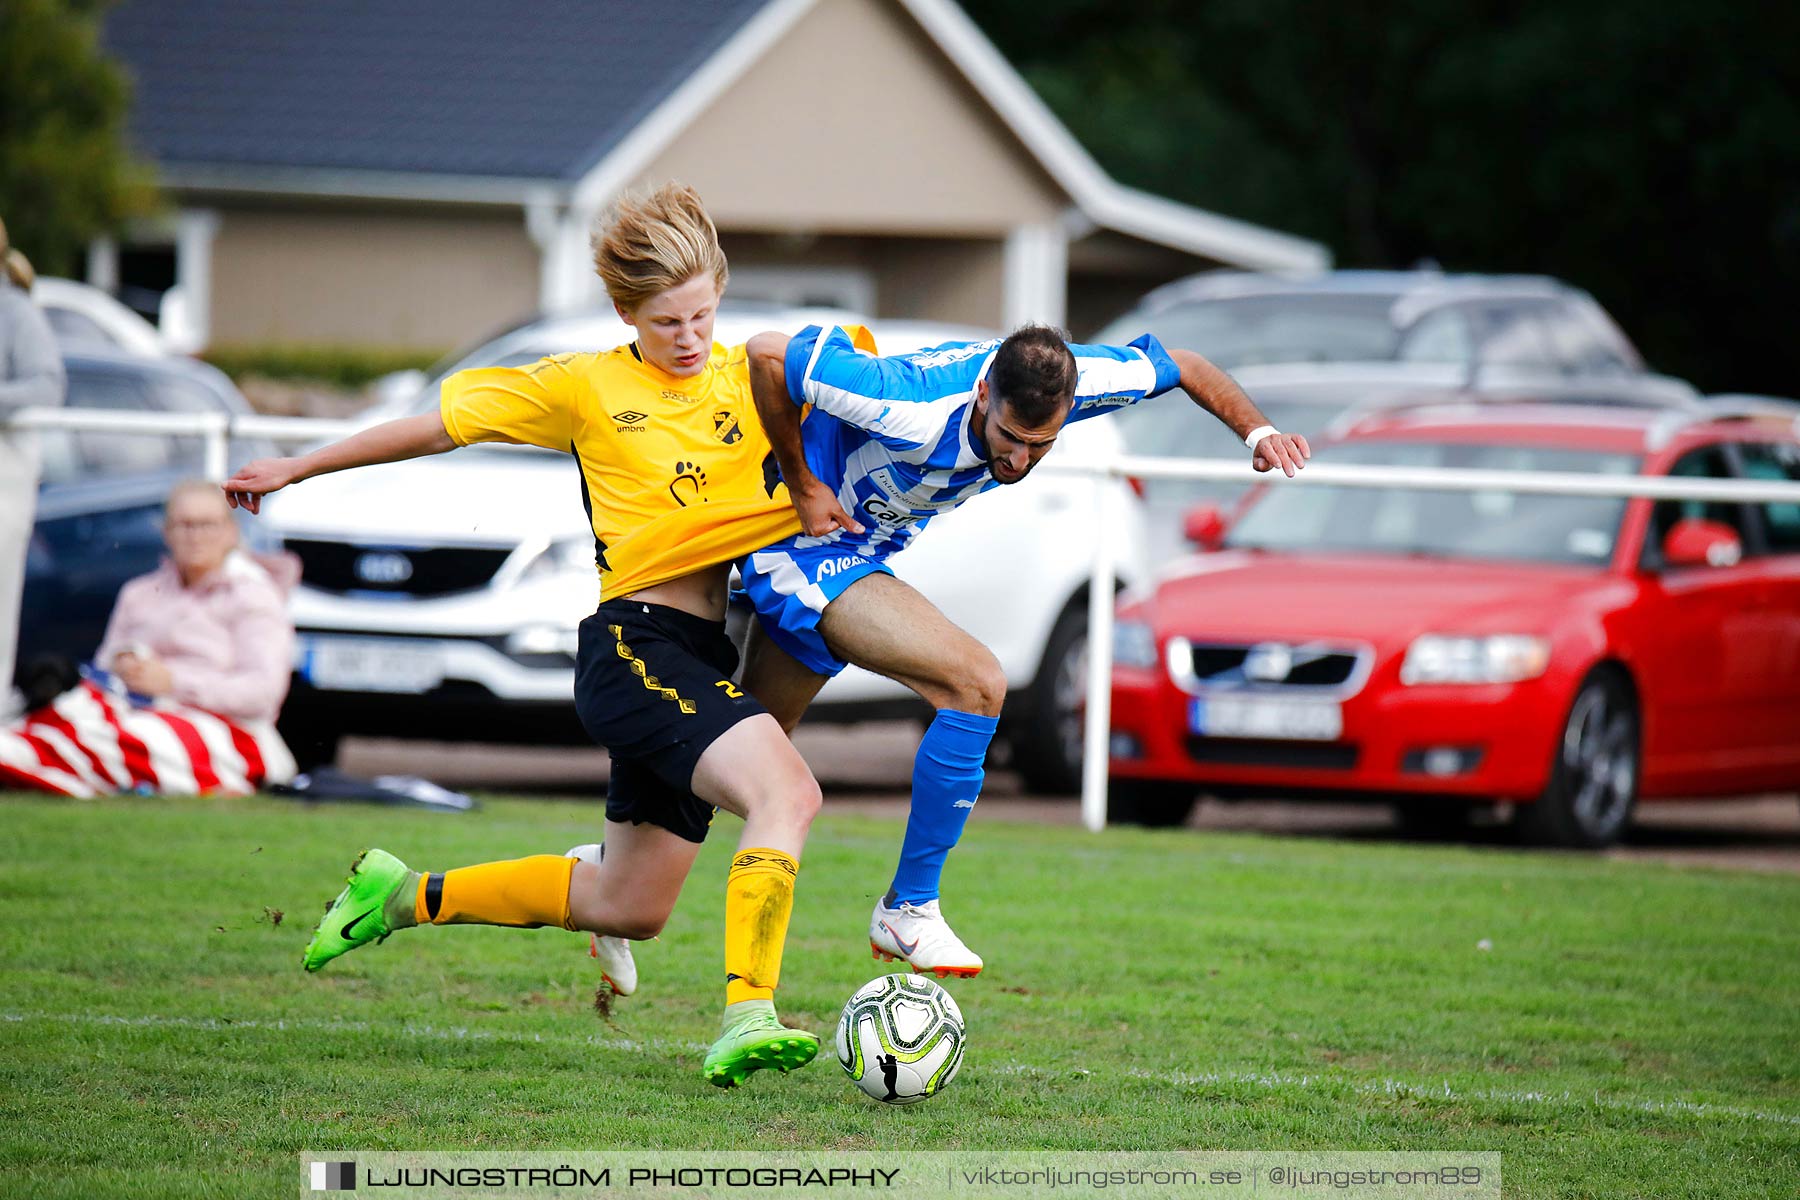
[
  {"x1": 413, "y1": 855, "x2": 576, "y2": 930},
  {"x1": 724, "y1": 847, "x2": 799, "y2": 1005}
]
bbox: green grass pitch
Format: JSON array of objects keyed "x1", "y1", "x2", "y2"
[{"x1": 3, "y1": 792, "x2": 1796, "y2": 1198}]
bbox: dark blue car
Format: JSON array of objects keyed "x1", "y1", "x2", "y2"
[{"x1": 17, "y1": 350, "x2": 274, "y2": 686}]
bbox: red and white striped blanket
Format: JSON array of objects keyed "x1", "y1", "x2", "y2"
[{"x1": 0, "y1": 680, "x2": 296, "y2": 798}]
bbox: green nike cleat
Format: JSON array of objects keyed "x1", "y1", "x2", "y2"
[
  {"x1": 701, "y1": 1001, "x2": 819, "y2": 1088},
  {"x1": 302, "y1": 848, "x2": 412, "y2": 973}
]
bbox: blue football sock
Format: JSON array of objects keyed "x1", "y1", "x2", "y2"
[{"x1": 888, "y1": 708, "x2": 999, "y2": 906}]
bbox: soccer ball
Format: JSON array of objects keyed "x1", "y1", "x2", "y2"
[{"x1": 835, "y1": 973, "x2": 965, "y2": 1104}]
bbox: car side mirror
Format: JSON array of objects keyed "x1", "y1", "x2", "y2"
[
  {"x1": 1662, "y1": 517, "x2": 1742, "y2": 569},
  {"x1": 1182, "y1": 503, "x2": 1229, "y2": 552}
]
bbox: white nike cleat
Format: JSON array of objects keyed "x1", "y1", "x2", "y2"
[
  {"x1": 589, "y1": 933, "x2": 637, "y2": 996},
  {"x1": 565, "y1": 843, "x2": 637, "y2": 996},
  {"x1": 869, "y1": 897, "x2": 983, "y2": 978}
]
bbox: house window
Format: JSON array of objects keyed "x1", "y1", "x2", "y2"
[
  {"x1": 100, "y1": 210, "x2": 214, "y2": 351},
  {"x1": 116, "y1": 243, "x2": 177, "y2": 324}
]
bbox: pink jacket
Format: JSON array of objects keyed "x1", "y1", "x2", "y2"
[{"x1": 95, "y1": 551, "x2": 297, "y2": 724}]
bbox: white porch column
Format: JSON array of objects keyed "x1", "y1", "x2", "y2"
[
  {"x1": 563, "y1": 209, "x2": 605, "y2": 311},
  {"x1": 169, "y1": 210, "x2": 219, "y2": 353},
  {"x1": 1002, "y1": 221, "x2": 1068, "y2": 330},
  {"x1": 528, "y1": 198, "x2": 603, "y2": 315}
]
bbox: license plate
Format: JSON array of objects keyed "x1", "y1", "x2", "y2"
[
  {"x1": 300, "y1": 637, "x2": 444, "y2": 694},
  {"x1": 1191, "y1": 696, "x2": 1342, "y2": 741}
]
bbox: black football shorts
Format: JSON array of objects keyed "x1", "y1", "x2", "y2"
[{"x1": 574, "y1": 598, "x2": 767, "y2": 843}]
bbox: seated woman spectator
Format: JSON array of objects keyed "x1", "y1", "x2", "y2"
[{"x1": 0, "y1": 481, "x2": 297, "y2": 796}]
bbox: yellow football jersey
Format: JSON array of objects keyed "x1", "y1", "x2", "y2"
[{"x1": 440, "y1": 340, "x2": 803, "y2": 600}]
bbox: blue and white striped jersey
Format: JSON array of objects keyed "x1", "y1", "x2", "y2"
[{"x1": 779, "y1": 324, "x2": 1183, "y2": 558}]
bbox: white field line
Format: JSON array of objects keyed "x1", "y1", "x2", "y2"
[{"x1": 6, "y1": 1010, "x2": 1797, "y2": 1128}]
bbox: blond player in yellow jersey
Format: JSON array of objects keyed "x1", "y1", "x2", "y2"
[{"x1": 223, "y1": 184, "x2": 821, "y2": 1088}]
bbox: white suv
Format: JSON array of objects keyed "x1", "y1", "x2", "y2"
[{"x1": 266, "y1": 306, "x2": 1148, "y2": 792}]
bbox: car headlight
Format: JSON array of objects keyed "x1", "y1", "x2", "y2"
[
  {"x1": 520, "y1": 535, "x2": 596, "y2": 584},
  {"x1": 1400, "y1": 635, "x2": 1551, "y2": 685},
  {"x1": 1112, "y1": 620, "x2": 1159, "y2": 670}
]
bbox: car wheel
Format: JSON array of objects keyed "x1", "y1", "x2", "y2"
[
  {"x1": 277, "y1": 712, "x2": 344, "y2": 772},
  {"x1": 1108, "y1": 778, "x2": 1197, "y2": 828},
  {"x1": 1009, "y1": 605, "x2": 1088, "y2": 795},
  {"x1": 1516, "y1": 667, "x2": 1639, "y2": 849}
]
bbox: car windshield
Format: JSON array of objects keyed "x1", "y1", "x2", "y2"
[
  {"x1": 45, "y1": 306, "x2": 118, "y2": 348},
  {"x1": 1227, "y1": 440, "x2": 1642, "y2": 565},
  {"x1": 1114, "y1": 393, "x2": 1355, "y2": 511},
  {"x1": 1115, "y1": 394, "x2": 1351, "y2": 462},
  {"x1": 1095, "y1": 295, "x2": 1426, "y2": 370}
]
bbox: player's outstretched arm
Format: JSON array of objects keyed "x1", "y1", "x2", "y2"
[
  {"x1": 1168, "y1": 348, "x2": 1311, "y2": 478},
  {"x1": 746, "y1": 332, "x2": 863, "y2": 536},
  {"x1": 223, "y1": 411, "x2": 457, "y2": 514}
]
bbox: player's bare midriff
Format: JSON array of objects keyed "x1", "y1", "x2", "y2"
[{"x1": 624, "y1": 561, "x2": 734, "y2": 621}]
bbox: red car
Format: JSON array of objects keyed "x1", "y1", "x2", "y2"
[{"x1": 1107, "y1": 400, "x2": 1800, "y2": 847}]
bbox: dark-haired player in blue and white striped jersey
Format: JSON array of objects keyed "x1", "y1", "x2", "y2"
[{"x1": 739, "y1": 322, "x2": 1310, "y2": 977}]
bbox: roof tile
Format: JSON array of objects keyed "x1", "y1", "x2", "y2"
[{"x1": 103, "y1": 0, "x2": 772, "y2": 181}]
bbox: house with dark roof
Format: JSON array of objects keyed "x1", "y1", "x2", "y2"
[{"x1": 99, "y1": 0, "x2": 1328, "y2": 351}]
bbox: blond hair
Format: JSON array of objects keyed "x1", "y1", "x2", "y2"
[
  {"x1": 0, "y1": 217, "x2": 29, "y2": 290},
  {"x1": 5, "y1": 249, "x2": 35, "y2": 291},
  {"x1": 590, "y1": 183, "x2": 728, "y2": 312}
]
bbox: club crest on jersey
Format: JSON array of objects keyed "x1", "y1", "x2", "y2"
[
  {"x1": 612, "y1": 410, "x2": 648, "y2": 432},
  {"x1": 712, "y1": 409, "x2": 743, "y2": 444}
]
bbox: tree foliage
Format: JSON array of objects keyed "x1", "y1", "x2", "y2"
[
  {"x1": 962, "y1": 0, "x2": 1800, "y2": 392},
  {"x1": 0, "y1": 0, "x2": 154, "y2": 278}
]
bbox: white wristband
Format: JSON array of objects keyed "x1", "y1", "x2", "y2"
[{"x1": 1244, "y1": 425, "x2": 1279, "y2": 450}]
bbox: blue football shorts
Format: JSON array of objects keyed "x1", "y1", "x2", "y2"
[{"x1": 737, "y1": 539, "x2": 895, "y2": 677}]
